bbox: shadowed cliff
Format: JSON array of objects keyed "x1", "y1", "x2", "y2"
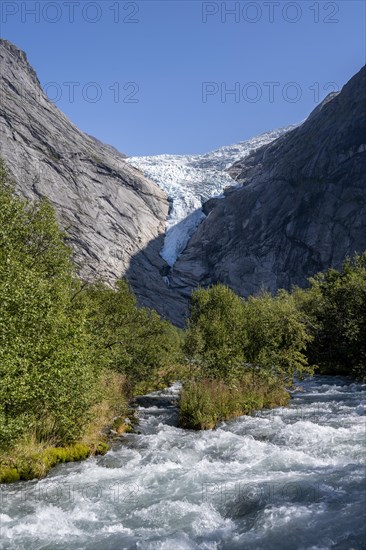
[{"x1": 128, "y1": 65, "x2": 366, "y2": 324}]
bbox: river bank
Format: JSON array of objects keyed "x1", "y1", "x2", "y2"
[
  {"x1": 1, "y1": 375, "x2": 365, "y2": 549},
  {"x1": 0, "y1": 373, "x2": 135, "y2": 484},
  {"x1": 0, "y1": 371, "x2": 291, "y2": 484}
]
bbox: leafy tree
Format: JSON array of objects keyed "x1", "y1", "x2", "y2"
[
  {"x1": 0, "y1": 160, "x2": 98, "y2": 447},
  {"x1": 0, "y1": 157, "x2": 184, "y2": 453},
  {"x1": 296, "y1": 254, "x2": 366, "y2": 378},
  {"x1": 184, "y1": 285, "x2": 248, "y2": 380},
  {"x1": 243, "y1": 290, "x2": 313, "y2": 382},
  {"x1": 82, "y1": 280, "x2": 183, "y2": 391},
  {"x1": 182, "y1": 285, "x2": 312, "y2": 429},
  {"x1": 185, "y1": 285, "x2": 312, "y2": 383}
]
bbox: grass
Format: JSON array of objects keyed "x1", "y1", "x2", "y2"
[
  {"x1": 0, "y1": 371, "x2": 132, "y2": 483},
  {"x1": 0, "y1": 438, "x2": 105, "y2": 483},
  {"x1": 0, "y1": 365, "x2": 187, "y2": 484},
  {"x1": 0, "y1": 366, "x2": 292, "y2": 481},
  {"x1": 179, "y1": 373, "x2": 290, "y2": 430}
]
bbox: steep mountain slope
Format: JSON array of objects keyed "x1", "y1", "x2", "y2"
[
  {"x1": 127, "y1": 127, "x2": 295, "y2": 266},
  {"x1": 0, "y1": 39, "x2": 168, "y2": 283},
  {"x1": 1, "y1": 39, "x2": 364, "y2": 327},
  {"x1": 167, "y1": 66, "x2": 366, "y2": 302}
]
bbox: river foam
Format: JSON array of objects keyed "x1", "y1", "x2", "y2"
[{"x1": 1, "y1": 376, "x2": 365, "y2": 549}]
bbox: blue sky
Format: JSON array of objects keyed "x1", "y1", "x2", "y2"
[{"x1": 1, "y1": 0, "x2": 365, "y2": 155}]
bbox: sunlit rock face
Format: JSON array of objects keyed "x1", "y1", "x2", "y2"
[
  {"x1": 1, "y1": 38, "x2": 365, "y2": 326},
  {"x1": 0, "y1": 39, "x2": 169, "y2": 284}
]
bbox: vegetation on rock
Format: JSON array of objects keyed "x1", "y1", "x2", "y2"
[
  {"x1": 1, "y1": 157, "x2": 365, "y2": 478},
  {"x1": 0, "y1": 160, "x2": 182, "y2": 480}
]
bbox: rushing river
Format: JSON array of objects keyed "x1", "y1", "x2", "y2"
[{"x1": 1, "y1": 376, "x2": 365, "y2": 550}]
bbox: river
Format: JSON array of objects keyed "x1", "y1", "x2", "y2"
[{"x1": 1, "y1": 376, "x2": 365, "y2": 549}]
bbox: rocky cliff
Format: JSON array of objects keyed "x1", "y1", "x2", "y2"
[
  {"x1": 0, "y1": 39, "x2": 169, "y2": 283},
  {"x1": 127, "y1": 126, "x2": 295, "y2": 266},
  {"x1": 1, "y1": 38, "x2": 365, "y2": 326},
  {"x1": 167, "y1": 65, "x2": 366, "y2": 304}
]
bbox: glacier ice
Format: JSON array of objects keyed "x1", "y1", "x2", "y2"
[{"x1": 127, "y1": 126, "x2": 296, "y2": 266}]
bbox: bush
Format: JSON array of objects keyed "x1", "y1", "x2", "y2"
[
  {"x1": 184, "y1": 285, "x2": 247, "y2": 380},
  {"x1": 295, "y1": 253, "x2": 366, "y2": 378},
  {"x1": 0, "y1": 467, "x2": 20, "y2": 483},
  {"x1": 0, "y1": 157, "x2": 183, "y2": 464},
  {"x1": 83, "y1": 280, "x2": 184, "y2": 392},
  {"x1": 0, "y1": 160, "x2": 100, "y2": 448},
  {"x1": 179, "y1": 375, "x2": 289, "y2": 430},
  {"x1": 243, "y1": 290, "x2": 313, "y2": 383},
  {"x1": 182, "y1": 285, "x2": 312, "y2": 428},
  {"x1": 185, "y1": 285, "x2": 312, "y2": 383}
]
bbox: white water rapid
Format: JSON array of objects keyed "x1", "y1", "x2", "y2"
[{"x1": 1, "y1": 376, "x2": 365, "y2": 549}]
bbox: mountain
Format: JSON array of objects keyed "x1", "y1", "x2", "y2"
[
  {"x1": 166, "y1": 66, "x2": 366, "y2": 303},
  {"x1": 127, "y1": 126, "x2": 296, "y2": 266},
  {"x1": 0, "y1": 39, "x2": 168, "y2": 284},
  {"x1": 1, "y1": 39, "x2": 364, "y2": 327}
]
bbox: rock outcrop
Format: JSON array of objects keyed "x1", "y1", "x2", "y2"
[
  {"x1": 167, "y1": 66, "x2": 366, "y2": 304},
  {"x1": 1, "y1": 38, "x2": 365, "y2": 326},
  {"x1": 0, "y1": 38, "x2": 169, "y2": 283}
]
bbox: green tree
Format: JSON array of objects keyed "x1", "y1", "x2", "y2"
[
  {"x1": 243, "y1": 290, "x2": 313, "y2": 382},
  {"x1": 0, "y1": 160, "x2": 98, "y2": 448},
  {"x1": 83, "y1": 280, "x2": 183, "y2": 391},
  {"x1": 185, "y1": 285, "x2": 312, "y2": 383},
  {"x1": 297, "y1": 254, "x2": 366, "y2": 378},
  {"x1": 184, "y1": 285, "x2": 248, "y2": 380}
]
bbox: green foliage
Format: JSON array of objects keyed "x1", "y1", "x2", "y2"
[
  {"x1": 0, "y1": 467, "x2": 20, "y2": 483},
  {"x1": 184, "y1": 285, "x2": 247, "y2": 380},
  {"x1": 83, "y1": 280, "x2": 184, "y2": 391},
  {"x1": 2, "y1": 151, "x2": 365, "y2": 481},
  {"x1": 0, "y1": 160, "x2": 99, "y2": 448},
  {"x1": 96, "y1": 441, "x2": 109, "y2": 454},
  {"x1": 182, "y1": 285, "x2": 312, "y2": 429},
  {"x1": 185, "y1": 285, "x2": 312, "y2": 382},
  {"x1": 179, "y1": 375, "x2": 289, "y2": 430},
  {"x1": 0, "y1": 440, "x2": 109, "y2": 483},
  {"x1": 243, "y1": 290, "x2": 313, "y2": 382},
  {"x1": 185, "y1": 258, "x2": 366, "y2": 384},
  {"x1": 295, "y1": 254, "x2": 366, "y2": 378},
  {"x1": 0, "y1": 158, "x2": 183, "y2": 465}
]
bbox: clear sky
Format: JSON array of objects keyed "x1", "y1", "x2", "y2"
[{"x1": 1, "y1": 0, "x2": 365, "y2": 156}]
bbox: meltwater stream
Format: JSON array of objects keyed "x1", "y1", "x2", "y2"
[{"x1": 1, "y1": 376, "x2": 365, "y2": 549}]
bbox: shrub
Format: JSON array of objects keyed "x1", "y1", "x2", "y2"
[
  {"x1": 0, "y1": 157, "x2": 182, "y2": 479},
  {"x1": 0, "y1": 159, "x2": 99, "y2": 448},
  {"x1": 0, "y1": 467, "x2": 20, "y2": 483},
  {"x1": 184, "y1": 285, "x2": 247, "y2": 381},
  {"x1": 295, "y1": 253, "x2": 366, "y2": 378},
  {"x1": 179, "y1": 375, "x2": 289, "y2": 430},
  {"x1": 185, "y1": 285, "x2": 312, "y2": 383},
  {"x1": 242, "y1": 290, "x2": 313, "y2": 382},
  {"x1": 83, "y1": 280, "x2": 184, "y2": 391}
]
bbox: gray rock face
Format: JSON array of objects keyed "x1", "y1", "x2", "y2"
[
  {"x1": 168, "y1": 65, "x2": 366, "y2": 303},
  {"x1": 0, "y1": 39, "x2": 169, "y2": 283},
  {"x1": 1, "y1": 38, "x2": 365, "y2": 327}
]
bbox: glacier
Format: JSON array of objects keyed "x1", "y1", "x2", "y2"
[{"x1": 127, "y1": 126, "x2": 296, "y2": 266}]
